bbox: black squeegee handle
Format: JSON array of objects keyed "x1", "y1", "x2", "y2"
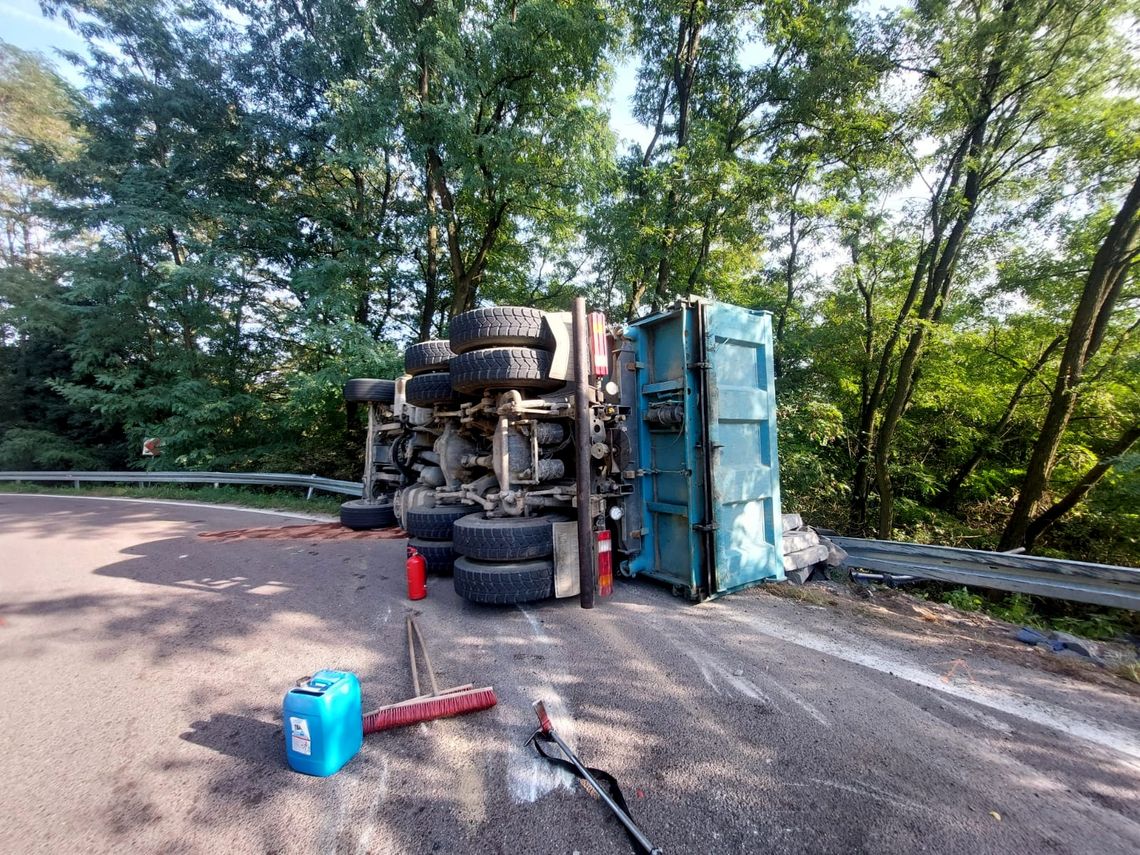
[{"x1": 532, "y1": 700, "x2": 663, "y2": 855}]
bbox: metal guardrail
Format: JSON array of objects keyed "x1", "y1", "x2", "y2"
[
  {"x1": 831, "y1": 536, "x2": 1140, "y2": 611},
  {"x1": 0, "y1": 470, "x2": 362, "y2": 498}
]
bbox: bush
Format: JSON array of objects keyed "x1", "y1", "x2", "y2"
[
  {"x1": 0, "y1": 428, "x2": 102, "y2": 470},
  {"x1": 943, "y1": 586, "x2": 983, "y2": 611}
]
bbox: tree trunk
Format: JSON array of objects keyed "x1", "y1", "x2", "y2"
[
  {"x1": 351, "y1": 167, "x2": 370, "y2": 328},
  {"x1": 875, "y1": 113, "x2": 992, "y2": 538},
  {"x1": 871, "y1": 0, "x2": 1020, "y2": 538},
  {"x1": 1000, "y1": 169, "x2": 1140, "y2": 550},
  {"x1": 1023, "y1": 423, "x2": 1140, "y2": 548},
  {"x1": 848, "y1": 240, "x2": 876, "y2": 533},
  {"x1": 774, "y1": 196, "x2": 800, "y2": 379},
  {"x1": 419, "y1": 156, "x2": 439, "y2": 340},
  {"x1": 647, "y1": 2, "x2": 702, "y2": 313}
]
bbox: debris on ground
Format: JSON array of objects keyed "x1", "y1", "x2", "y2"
[
  {"x1": 199, "y1": 522, "x2": 406, "y2": 541},
  {"x1": 754, "y1": 574, "x2": 1140, "y2": 695},
  {"x1": 782, "y1": 513, "x2": 846, "y2": 584},
  {"x1": 1015, "y1": 627, "x2": 1106, "y2": 664}
]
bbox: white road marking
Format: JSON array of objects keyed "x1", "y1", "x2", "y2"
[
  {"x1": 518, "y1": 606, "x2": 556, "y2": 645},
  {"x1": 684, "y1": 650, "x2": 723, "y2": 696},
  {"x1": 323, "y1": 775, "x2": 352, "y2": 855},
  {"x1": 4, "y1": 493, "x2": 336, "y2": 521},
  {"x1": 353, "y1": 757, "x2": 389, "y2": 855},
  {"x1": 793, "y1": 777, "x2": 937, "y2": 817},
  {"x1": 735, "y1": 611, "x2": 1140, "y2": 763},
  {"x1": 708, "y1": 659, "x2": 770, "y2": 703},
  {"x1": 506, "y1": 607, "x2": 576, "y2": 803},
  {"x1": 762, "y1": 678, "x2": 831, "y2": 728},
  {"x1": 933, "y1": 696, "x2": 1015, "y2": 734},
  {"x1": 679, "y1": 618, "x2": 830, "y2": 725}
]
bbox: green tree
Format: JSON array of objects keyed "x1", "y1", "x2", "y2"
[
  {"x1": 852, "y1": 0, "x2": 1140, "y2": 538},
  {"x1": 1000, "y1": 176, "x2": 1140, "y2": 549},
  {"x1": 376, "y1": 0, "x2": 618, "y2": 324},
  {"x1": 0, "y1": 41, "x2": 115, "y2": 468}
]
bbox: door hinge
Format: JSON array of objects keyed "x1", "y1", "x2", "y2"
[{"x1": 692, "y1": 522, "x2": 719, "y2": 532}]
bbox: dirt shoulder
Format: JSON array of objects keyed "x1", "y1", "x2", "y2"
[{"x1": 760, "y1": 578, "x2": 1140, "y2": 699}]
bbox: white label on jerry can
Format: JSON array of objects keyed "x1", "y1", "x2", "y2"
[{"x1": 289, "y1": 716, "x2": 311, "y2": 755}]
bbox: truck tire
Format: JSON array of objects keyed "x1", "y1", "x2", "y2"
[
  {"x1": 452, "y1": 513, "x2": 569, "y2": 562},
  {"x1": 405, "y1": 503, "x2": 473, "y2": 540},
  {"x1": 449, "y1": 306, "x2": 553, "y2": 354},
  {"x1": 340, "y1": 498, "x2": 396, "y2": 530},
  {"x1": 409, "y1": 538, "x2": 456, "y2": 576},
  {"x1": 450, "y1": 347, "x2": 560, "y2": 395},
  {"x1": 404, "y1": 340, "x2": 454, "y2": 376},
  {"x1": 343, "y1": 379, "x2": 396, "y2": 404},
  {"x1": 453, "y1": 556, "x2": 555, "y2": 604},
  {"x1": 405, "y1": 372, "x2": 455, "y2": 407},
  {"x1": 395, "y1": 484, "x2": 435, "y2": 531}
]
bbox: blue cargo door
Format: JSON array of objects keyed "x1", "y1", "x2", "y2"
[
  {"x1": 701, "y1": 302, "x2": 784, "y2": 594},
  {"x1": 626, "y1": 299, "x2": 783, "y2": 599},
  {"x1": 625, "y1": 306, "x2": 705, "y2": 595}
]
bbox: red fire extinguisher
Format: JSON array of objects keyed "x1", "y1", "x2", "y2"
[{"x1": 406, "y1": 546, "x2": 427, "y2": 600}]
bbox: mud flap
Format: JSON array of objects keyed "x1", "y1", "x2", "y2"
[{"x1": 552, "y1": 520, "x2": 580, "y2": 597}]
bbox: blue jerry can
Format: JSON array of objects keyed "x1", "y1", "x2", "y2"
[{"x1": 283, "y1": 670, "x2": 363, "y2": 777}]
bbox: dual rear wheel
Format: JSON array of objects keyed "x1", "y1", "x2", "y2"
[{"x1": 451, "y1": 512, "x2": 567, "y2": 604}]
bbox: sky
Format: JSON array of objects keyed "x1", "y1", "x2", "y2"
[
  {"x1": 2, "y1": 0, "x2": 657, "y2": 142},
  {"x1": 1, "y1": 0, "x2": 88, "y2": 84},
  {"x1": 1, "y1": 0, "x2": 907, "y2": 157},
  {"x1": 0, "y1": 0, "x2": 871, "y2": 286}
]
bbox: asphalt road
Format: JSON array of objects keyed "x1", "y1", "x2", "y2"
[{"x1": 1, "y1": 494, "x2": 1137, "y2": 855}]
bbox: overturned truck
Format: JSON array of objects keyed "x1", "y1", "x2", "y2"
[{"x1": 341, "y1": 297, "x2": 786, "y2": 607}]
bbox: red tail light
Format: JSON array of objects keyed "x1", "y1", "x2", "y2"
[
  {"x1": 588, "y1": 311, "x2": 609, "y2": 377},
  {"x1": 597, "y1": 530, "x2": 613, "y2": 597}
]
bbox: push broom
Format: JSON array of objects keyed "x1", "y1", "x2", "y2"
[{"x1": 362, "y1": 615, "x2": 496, "y2": 733}]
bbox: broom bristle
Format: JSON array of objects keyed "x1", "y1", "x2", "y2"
[{"x1": 363, "y1": 687, "x2": 497, "y2": 734}]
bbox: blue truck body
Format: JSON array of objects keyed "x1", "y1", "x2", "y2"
[{"x1": 620, "y1": 299, "x2": 784, "y2": 600}]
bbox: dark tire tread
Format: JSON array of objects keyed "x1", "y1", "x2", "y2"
[
  {"x1": 450, "y1": 347, "x2": 559, "y2": 395},
  {"x1": 340, "y1": 499, "x2": 396, "y2": 530},
  {"x1": 408, "y1": 538, "x2": 457, "y2": 576},
  {"x1": 452, "y1": 513, "x2": 567, "y2": 561},
  {"x1": 404, "y1": 340, "x2": 454, "y2": 376},
  {"x1": 405, "y1": 504, "x2": 474, "y2": 540},
  {"x1": 449, "y1": 307, "x2": 552, "y2": 354},
  {"x1": 405, "y1": 372, "x2": 455, "y2": 407},
  {"x1": 344, "y1": 379, "x2": 396, "y2": 404},
  {"x1": 453, "y1": 556, "x2": 555, "y2": 604}
]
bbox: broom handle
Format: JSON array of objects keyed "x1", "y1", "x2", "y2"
[
  {"x1": 410, "y1": 617, "x2": 440, "y2": 697},
  {"x1": 407, "y1": 615, "x2": 422, "y2": 697}
]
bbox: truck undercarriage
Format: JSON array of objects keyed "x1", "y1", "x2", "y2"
[{"x1": 341, "y1": 298, "x2": 785, "y2": 606}]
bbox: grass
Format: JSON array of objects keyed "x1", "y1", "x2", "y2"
[
  {"x1": 0, "y1": 481, "x2": 345, "y2": 515},
  {"x1": 1112, "y1": 662, "x2": 1140, "y2": 685},
  {"x1": 763, "y1": 581, "x2": 838, "y2": 607},
  {"x1": 925, "y1": 585, "x2": 1137, "y2": 642},
  {"x1": 943, "y1": 586, "x2": 985, "y2": 613}
]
